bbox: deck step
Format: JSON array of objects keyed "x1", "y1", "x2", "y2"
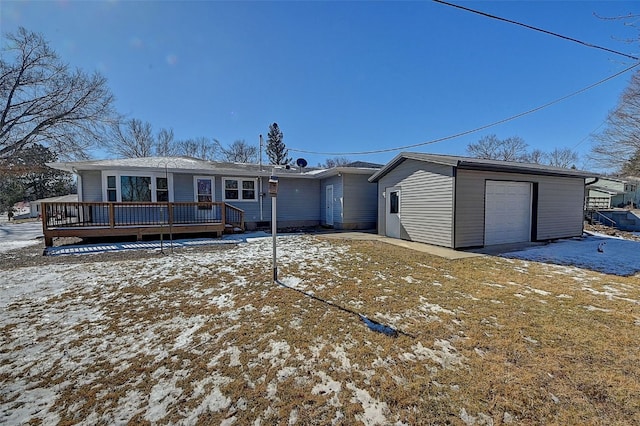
[{"x1": 224, "y1": 224, "x2": 244, "y2": 234}]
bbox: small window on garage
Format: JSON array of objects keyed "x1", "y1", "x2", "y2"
[{"x1": 389, "y1": 191, "x2": 399, "y2": 214}]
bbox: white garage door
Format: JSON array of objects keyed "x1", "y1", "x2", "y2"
[{"x1": 484, "y1": 181, "x2": 532, "y2": 246}]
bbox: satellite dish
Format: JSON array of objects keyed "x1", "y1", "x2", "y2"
[{"x1": 296, "y1": 158, "x2": 308, "y2": 168}]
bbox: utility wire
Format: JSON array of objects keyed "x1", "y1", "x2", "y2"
[
  {"x1": 433, "y1": 0, "x2": 639, "y2": 61},
  {"x1": 289, "y1": 62, "x2": 640, "y2": 156},
  {"x1": 572, "y1": 120, "x2": 606, "y2": 150}
]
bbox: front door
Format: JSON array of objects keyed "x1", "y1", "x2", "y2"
[
  {"x1": 385, "y1": 187, "x2": 401, "y2": 239},
  {"x1": 325, "y1": 185, "x2": 334, "y2": 226},
  {"x1": 194, "y1": 176, "x2": 216, "y2": 220}
]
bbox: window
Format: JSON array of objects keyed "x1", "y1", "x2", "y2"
[
  {"x1": 121, "y1": 176, "x2": 151, "y2": 202},
  {"x1": 224, "y1": 179, "x2": 238, "y2": 200},
  {"x1": 223, "y1": 178, "x2": 257, "y2": 201},
  {"x1": 389, "y1": 191, "x2": 399, "y2": 214},
  {"x1": 196, "y1": 177, "x2": 213, "y2": 209},
  {"x1": 107, "y1": 176, "x2": 117, "y2": 202},
  {"x1": 103, "y1": 172, "x2": 171, "y2": 202},
  {"x1": 156, "y1": 177, "x2": 168, "y2": 202}
]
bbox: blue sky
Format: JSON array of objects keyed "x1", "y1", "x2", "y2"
[{"x1": 2, "y1": 1, "x2": 639, "y2": 168}]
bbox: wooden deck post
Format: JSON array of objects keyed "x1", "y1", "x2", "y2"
[
  {"x1": 109, "y1": 203, "x2": 115, "y2": 229},
  {"x1": 41, "y1": 203, "x2": 53, "y2": 247}
]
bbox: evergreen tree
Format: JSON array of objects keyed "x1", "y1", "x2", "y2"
[
  {"x1": 266, "y1": 123, "x2": 291, "y2": 165},
  {"x1": 0, "y1": 144, "x2": 73, "y2": 213}
]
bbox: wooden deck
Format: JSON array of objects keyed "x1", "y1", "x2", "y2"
[{"x1": 41, "y1": 201, "x2": 244, "y2": 247}]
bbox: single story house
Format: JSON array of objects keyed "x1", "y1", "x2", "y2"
[
  {"x1": 30, "y1": 194, "x2": 78, "y2": 218},
  {"x1": 585, "y1": 176, "x2": 640, "y2": 209},
  {"x1": 369, "y1": 152, "x2": 595, "y2": 249},
  {"x1": 43, "y1": 156, "x2": 379, "y2": 246}
]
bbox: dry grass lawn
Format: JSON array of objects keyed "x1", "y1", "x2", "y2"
[{"x1": 1, "y1": 235, "x2": 639, "y2": 425}]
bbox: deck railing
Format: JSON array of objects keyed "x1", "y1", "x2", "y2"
[
  {"x1": 42, "y1": 202, "x2": 244, "y2": 230},
  {"x1": 585, "y1": 196, "x2": 611, "y2": 210}
]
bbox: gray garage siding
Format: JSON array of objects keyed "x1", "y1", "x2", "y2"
[
  {"x1": 377, "y1": 159, "x2": 454, "y2": 247},
  {"x1": 536, "y1": 177, "x2": 585, "y2": 240},
  {"x1": 454, "y1": 170, "x2": 585, "y2": 248},
  {"x1": 342, "y1": 174, "x2": 377, "y2": 229}
]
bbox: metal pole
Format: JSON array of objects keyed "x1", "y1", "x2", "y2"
[
  {"x1": 272, "y1": 195, "x2": 277, "y2": 281},
  {"x1": 166, "y1": 163, "x2": 174, "y2": 254},
  {"x1": 160, "y1": 209, "x2": 164, "y2": 254}
]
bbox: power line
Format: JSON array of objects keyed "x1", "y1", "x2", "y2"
[
  {"x1": 288, "y1": 62, "x2": 640, "y2": 156},
  {"x1": 433, "y1": 0, "x2": 639, "y2": 61},
  {"x1": 571, "y1": 120, "x2": 606, "y2": 150}
]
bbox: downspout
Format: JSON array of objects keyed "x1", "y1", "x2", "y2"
[
  {"x1": 585, "y1": 177, "x2": 599, "y2": 186},
  {"x1": 584, "y1": 177, "x2": 600, "y2": 224},
  {"x1": 584, "y1": 177, "x2": 600, "y2": 207},
  {"x1": 259, "y1": 176, "x2": 263, "y2": 221}
]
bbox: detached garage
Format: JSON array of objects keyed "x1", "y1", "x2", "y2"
[{"x1": 369, "y1": 152, "x2": 594, "y2": 249}]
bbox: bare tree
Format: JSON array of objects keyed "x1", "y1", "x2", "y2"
[
  {"x1": 155, "y1": 128, "x2": 177, "y2": 157},
  {"x1": 547, "y1": 148, "x2": 579, "y2": 168},
  {"x1": 177, "y1": 137, "x2": 217, "y2": 160},
  {"x1": 106, "y1": 119, "x2": 154, "y2": 158},
  {"x1": 0, "y1": 27, "x2": 116, "y2": 160},
  {"x1": 467, "y1": 134, "x2": 529, "y2": 162},
  {"x1": 322, "y1": 156, "x2": 351, "y2": 168},
  {"x1": 591, "y1": 70, "x2": 640, "y2": 174},
  {"x1": 219, "y1": 139, "x2": 258, "y2": 163},
  {"x1": 526, "y1": 149, "x2": 547, "y2": 164},
  {"x1": 499, "y1": 136, "x2": 529, "y2": 162}
]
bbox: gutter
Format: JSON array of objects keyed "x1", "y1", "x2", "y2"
[{"x1": 585, "y1": 177, "x2": 600, "y2": 186}]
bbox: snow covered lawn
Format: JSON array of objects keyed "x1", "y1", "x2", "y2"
[
  {"x1": 1, "y1": 226, "x2": 639, "y2": 424},
  {"x1": 0, "y1": 221, "x2": 43, "y2": 254},
  {"x1": 506, "y1": 233, "x2": 640, "y2": 276}
]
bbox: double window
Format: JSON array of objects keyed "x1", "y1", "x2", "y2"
[{"x1": 223, "y1": 178, "x2": 257, "y2": 201}]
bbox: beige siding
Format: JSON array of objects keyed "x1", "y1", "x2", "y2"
[
  {"x1": 536, "y1": 177, "x2": 585, "y2": 240},
  {"x1": 455, "y1": 170, "x2": 585, "y2": 248},
  {"x1": 378, "y1": 159, "x2": 454, "y2": 247}
]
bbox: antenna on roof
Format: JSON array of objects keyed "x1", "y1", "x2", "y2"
[{"x1": 296, "y1": 158, "x2": 307, "y2": 168}]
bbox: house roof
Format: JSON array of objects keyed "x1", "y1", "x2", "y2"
[
  {"x1": 47, "y1": 156, "x2": 381, "y2": 180},
  {"x1": 369, "y1": 152, "x2": 596, "y2": 182},
  {"x1": 32, "y1": 194, "x2": 79, "y2": 204}
]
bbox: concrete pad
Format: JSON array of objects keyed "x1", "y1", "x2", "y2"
[
  {"x1": 317, "y1": 232, "x2": 484, "y2": 260},
  {"x1": 466, "y1": 241, "x2": 549, "y2": 256}
]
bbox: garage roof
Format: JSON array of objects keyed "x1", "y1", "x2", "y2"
[{"x1": 369, "y1": 152, "x2": 597, "y2": 182}]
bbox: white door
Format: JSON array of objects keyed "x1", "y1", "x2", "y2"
[
  {"x1": 385, "y1": 187, "x2": 401, "y2": 239},
  {"x1": 484, "y1": 181, "x2": 531, "y2": 245},
  {"x1": 194, "y1": 177, "x2": 216, "y2": 220},
  {"x1": 325, "y1": 185, "x2": 334, "y2": 226}
]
